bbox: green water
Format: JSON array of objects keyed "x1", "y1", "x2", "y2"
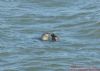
[{"x1": 0, "y1": 0, "x2": 100, "y2": 71}]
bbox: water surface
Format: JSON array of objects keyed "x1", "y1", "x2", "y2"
[{"x1": 0, "y1": 0, "x2": 100, "y2": 71}]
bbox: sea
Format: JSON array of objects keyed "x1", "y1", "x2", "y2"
[{"x1": 0, "y1": 0, "x2": 100, "y2": 71}]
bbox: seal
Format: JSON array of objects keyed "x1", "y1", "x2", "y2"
[
  {"x1": 41, "y1": 33, "x2": 50, "y2": 41},
  {"x1": 41, "y1": 33, "x2": 58, "y2": 41}
]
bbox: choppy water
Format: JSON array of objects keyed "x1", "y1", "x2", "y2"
[{"x1": 0, "y1": 0, "x2": 100, "y2": 71}]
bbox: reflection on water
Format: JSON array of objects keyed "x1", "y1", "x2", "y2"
[{"x1": 0, "y1": 0, "x2": 100, "y2": 71}]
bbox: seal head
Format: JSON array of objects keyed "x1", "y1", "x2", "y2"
[{"x1": 51, "y1": 33, "x2": 58, "y2": 41}]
